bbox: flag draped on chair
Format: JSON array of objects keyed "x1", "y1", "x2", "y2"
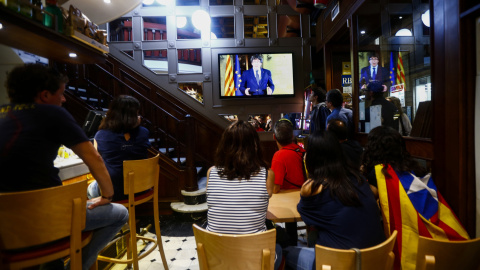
[
  {"x1": 375, "y1": 164, "x2": 469, "y2": 270},
  {"x1": 396, "y1": 51, "x2": 406, "y2": 88},
  {"x1": 390, "y1": 52, "x2": 395, "y2": 86},
  {"x1": 224, "y1": 55, "x2": 235, "y2": 96}
]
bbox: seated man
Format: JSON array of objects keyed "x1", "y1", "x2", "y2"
[
  {"x1": 271, "y1": 119, "x2": 306, "y2": 193},
  {"x1": 271, "y1": 118, "x2": 306, "y2": 247},
  {"x1": 0, "y1": 64, "x2": 129, "y2": 269},
  {"x1": 325, "y1": 88, "x2": 354, "y2": 139}
]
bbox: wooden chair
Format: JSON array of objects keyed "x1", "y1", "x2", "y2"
[
  {"x1": 416, "y1": 236, "x2": 480, "y2": 270},
  {"x1": 315, "y1": 230, "x2": 397, "y2": 270},
  {"x1": 192, "y1": 224, "x2": 276, "y2": 270},
  {"x1": 96, "y1": 154, "x2": 168, "y2": 270},
  {"x1": 0, "y1": 180, "x2": 92, "y2": 270}
]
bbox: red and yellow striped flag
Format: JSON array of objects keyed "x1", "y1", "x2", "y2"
[
  {"x1": 376, "y1": 164, "x2": 469, "y2": 270},
  {"x1": 224, "y1": 55, "x2": 235, "y2": 96},
  {"x1": 396, "y1": 51, "x2": 406, "y2": 88}
]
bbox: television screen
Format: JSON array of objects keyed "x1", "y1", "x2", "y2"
[{"x1": 218, "y1": 53, "x2": 295, "y2": 99}]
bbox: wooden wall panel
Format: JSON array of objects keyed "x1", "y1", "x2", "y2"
[{"x1": 431, "y1": 0, "x2": 477, "y2": 236}]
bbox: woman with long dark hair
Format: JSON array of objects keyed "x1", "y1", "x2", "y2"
[
  {"x1": 361, "y1": 125, "x2": 427, "y2": 189},
  {"x1": 87, "y1": 95, "x2": 150, "y2": 201},
  {"x1": 285, "y1": 131, "x2": 385, "y2": 270},
  {"x1": 206, "y1": 120, "x2": 282, "y2": 269}
]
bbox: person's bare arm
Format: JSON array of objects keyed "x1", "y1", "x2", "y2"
[
  {"x1": 266, "y1": 169, "x2": 275, "y2": 198},
  {"x1": 273, "y1": 184, "x2": 281, "y2": 194},
  {"x1": 70, "y1": 141, "x2": 114, "y2": 209}
]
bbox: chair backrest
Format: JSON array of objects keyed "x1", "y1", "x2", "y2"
[
  {"x1": 416, "y1": 236, "x2": 480, "y2": 270},
  {"x1": 192, "y1": 224, "x2": 276, "y2": 270},
  {"x1": 0, "y1": 180, "x2": 88, "y2": 250},
  {"x1": 315, "y1": 230, "x2": 397, "y2": 270},
  {"x1": 123, "y1": 154, "x2": 160, "y2": 195}
]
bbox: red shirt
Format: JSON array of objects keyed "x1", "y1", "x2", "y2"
[{"x1": 271, "y1": 143, "x2": 306, "y2": 189}]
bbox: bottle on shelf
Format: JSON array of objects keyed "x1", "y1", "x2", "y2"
[
  {"x1": 19, "y1": 0, "x2": 32, "y2": 18},
  {"x1": 32, "y1": 0, "x2": 43, "y2": 23},
  {"x1": 6, "y1": 0, "x2": 20, "y2": 12},
  {"x1": 43, "y1": 0, "x2": 64, "y2": 33}
]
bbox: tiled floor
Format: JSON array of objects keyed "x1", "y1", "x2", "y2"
[{"x1": 109, "y1": 215, "x2": 309, "y2": 270}]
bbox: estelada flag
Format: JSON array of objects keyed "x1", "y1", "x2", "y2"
[{"x1": 376, "y1": 164, "x2": 469, "y2": 270}]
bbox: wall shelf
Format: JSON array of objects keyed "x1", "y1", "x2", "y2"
[{"x1": 0, "y1": 5, "x2": 106, "y2": 64}]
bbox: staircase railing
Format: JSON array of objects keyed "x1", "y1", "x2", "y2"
[{"x1": 57, "y1": 55, "x2": 224, "y2": 200}]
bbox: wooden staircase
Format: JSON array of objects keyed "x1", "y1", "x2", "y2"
[{"x1": 55, "y1": 55, "x2": 223, "y2": 215}]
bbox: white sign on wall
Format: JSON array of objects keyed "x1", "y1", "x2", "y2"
[{"x1": 390, "y1": 83, "x2": 405, "y2": 107}]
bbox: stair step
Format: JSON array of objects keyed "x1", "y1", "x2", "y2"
[
  {"x1": 171, "y1": 202, "x2": 207, "y2": 213},
  {"x1": 181, "y1": 187, "x2": 206, "y2": 197},
  {"x1": 159, "y1": 148, "x2": 174, "y2": 155},
  {"x1": 171, "y1": 157, "x2": 186, "y2": 164},
  {"x1": 181, "y1": 187, "x2": 206, "y2": 205}
]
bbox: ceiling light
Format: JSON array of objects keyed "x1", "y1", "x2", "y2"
[
  {"x1": 422, "y1": 10, "x2": 430, "y2": 27},
  {"x1": 177, "y1": 17, "x2": 187, "y2": 28},
  {"x1": 104, "y1": 0, "x2": 111, "y2": 3},
  {"x1": 399, "y1": 16, "x2": 403, "y2": 19},
  {"x1": 192, "y1": 10, "x2": 210, "y2": 32},
  {"x1": 143, "y1": 0, "x2": 155, "y2": 5},
  {"x1": 395, "y1": 29, "x2": 412, "y2": 36},
  {"x1": 0, "y1": 23, "x2": 3, "y2": 30},
  {"x1": 360, "y1": 30, "x2": 365, "y2": 35},
  {"x1": 69, "y1": 53, "x2": 77, "y2": 58}
]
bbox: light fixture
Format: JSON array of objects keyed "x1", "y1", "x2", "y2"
[
  {"x1": 177, "y1": 16, "x2": 187, "y2": 28},
  {"x1": 192, "y1": 10, "x2": 210, "y2": 32},
  {"x1": 104, "y1": 0, "x2": 111, "y2": 3},
  {"x1": 360, "y1": 30, "x2": 366, "y2": 35},
  {"x1": 0, "y1": 23, "x2": 3, "y2": 30},
  {"x1": 210, "y1": 32, "x2": 217, "y2": 39},
  {"x1": 422, "y1": 10, "x2": 430, "y2": 27},
  {"x1": 399, "y1": 16, "x2": 403, "y2": 19},
  {"x1": 143, "y1": 0, "x2": 154, "y2": 5},
  {"x1": 395, "y1": 29, "x2": 412, "y2": 36},
  {"x1": 69, "y1": 53, "x2": 77, "y2": 58}
]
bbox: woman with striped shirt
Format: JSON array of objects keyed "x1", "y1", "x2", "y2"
[{"x1": 205, "y1": 120, "x2": 281, "y2": 269}]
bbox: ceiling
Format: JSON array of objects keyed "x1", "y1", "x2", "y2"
[{"x1": 59, "y1": 0, "x2": 143, "y2": 25}]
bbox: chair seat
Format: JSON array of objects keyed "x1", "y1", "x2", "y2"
[
  {"x1": 113, "y1": 189, "x2": 154, "y2": 204},
  {"x1": 95, "y1": 154, "x2": 168, "y2": 270},
  {"x1": 2, "y1": 231, "x2": 93, "y2": 263}
]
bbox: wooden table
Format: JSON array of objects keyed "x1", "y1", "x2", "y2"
[{"x1": 267, "y1": 189, "x2": 302, "y2": 223}]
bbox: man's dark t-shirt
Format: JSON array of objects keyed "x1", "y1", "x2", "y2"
[{"x1": 0, "y1": 104, "x2": 89, "y2": 192}]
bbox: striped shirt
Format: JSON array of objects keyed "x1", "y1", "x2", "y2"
[{"x1": 206, "y1": 167, "x2": 269, "y2": 234}]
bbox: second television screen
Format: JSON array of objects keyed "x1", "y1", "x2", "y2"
[{"x1": 219, "y1": 53, "x2": 294, "y2": 99}]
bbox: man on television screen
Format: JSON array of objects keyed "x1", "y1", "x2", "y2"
[
  {"x1": 359, "y1": 54, "x2": 389, "y2": 90},
  {"x1": 239, "y1": 54, "x2": 275, "y2": 96}
]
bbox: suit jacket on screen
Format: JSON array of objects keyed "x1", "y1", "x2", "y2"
[
  {"x1": 360, "y1": 65, "x2": 389, "y2": 86},
  {"x1": 239, "y1": 68, "x2": 275, "y2": 95}
]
